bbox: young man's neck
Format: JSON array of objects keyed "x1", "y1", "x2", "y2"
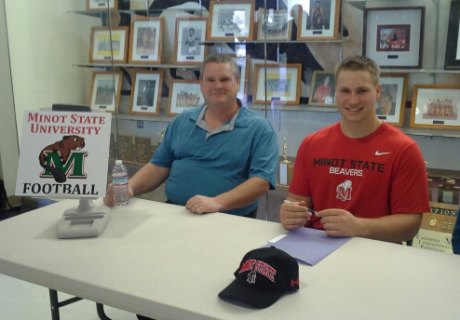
[{"x1": 340, "y1": 117, "x2": 382, "y2": 138}]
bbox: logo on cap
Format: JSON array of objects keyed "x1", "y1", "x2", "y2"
[{"x1": 218, "y1": 247, "x2": 299, "y2": 308}]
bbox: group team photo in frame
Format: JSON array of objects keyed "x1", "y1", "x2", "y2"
[
  {"x1": 309, "y1": 71, "x2": 336, "y2": 107},
  {"x1": 168, "y1": 80, "x2": 205, "y2": 116},
  {"x1": 253, "y1": 64, "x2": 301, "y2": 105},
  {"x1": 129, "y1": 70, "x2": 162, "y2": 117},
  {"x1": 363, "y1": 6, "x2": 425, "y2": 69},
  {"x1": 444, "y1": 0, "x2": 460, "y2": 70},
  {"x1": 297, "y1": 0, "x2": 341, "y2": 41},
  {"x1": 257, "y1": 9, "x2": 292, "y2": 41},
  {"x1": 88, "y1": 71, "x2": 123, "y2": 113},
  {"x1": 207, "y1": 0, "x2": 254, "y2": 41},
  {"x1": 410, "y1": 84, "x2": 460, "y2": 130},
  {"x1": 128, "y1": 17, "x2": 163, "y2": 65},
  {"x1": 89, "y1": 26, "x2": 128, "y2": 64},
  {"x1": 376, "y1": 73, "x2": 408, "y2": 127},
  {"x1": 174, "y1": 17, "x2": 207, "y2": 65},
  {"x1": 86, "y1": 0, "x2": 117, "y2": 11}
]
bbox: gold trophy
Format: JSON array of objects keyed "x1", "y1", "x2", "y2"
[{"x1": 278, "y1": 138, "x2": 294, "y2": 186}]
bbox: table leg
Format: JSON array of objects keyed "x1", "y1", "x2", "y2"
[
  {"x1": 48, "y1": 289, "x2": 82, "y2": 320},
  {"x1": 96, "y1": 303, "x2": 113, "y2": 320}
]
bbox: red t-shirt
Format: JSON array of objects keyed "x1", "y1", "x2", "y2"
[{"x1": 289, "y1": 123, "x2": 430, "y2": 229}]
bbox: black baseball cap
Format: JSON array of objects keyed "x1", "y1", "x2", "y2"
[{"x1": 218, "y1": 247, "x2": 299, "y2": 308}]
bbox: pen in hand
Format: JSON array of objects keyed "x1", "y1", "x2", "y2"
[{"x1": 283, "y1": 199, "x2": 318, "y2": 216}]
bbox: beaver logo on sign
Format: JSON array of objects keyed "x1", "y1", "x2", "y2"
[{"x1": 38, "y1": 135, "x2": 87, "y2": 183}]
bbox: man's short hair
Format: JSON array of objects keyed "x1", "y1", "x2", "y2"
[
  {"x1": 335, "y1": 55, "x2": 380, "y2": 86},
  {"x1": 200, "y1": 54, "x2": 240, "y2": 80}
]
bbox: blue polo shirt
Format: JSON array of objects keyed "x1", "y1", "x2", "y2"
[{"x1": 151, "y1": 105, "x2": 278, "y2": 216}]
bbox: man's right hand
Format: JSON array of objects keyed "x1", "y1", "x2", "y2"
[
  {"x1": 103, "y1": 183, "x2": 133, "y2": 207},
  {"x1": 280, "y1": 200, "x2": 311, "y2": 230}
]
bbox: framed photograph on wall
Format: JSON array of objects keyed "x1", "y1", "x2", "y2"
[
  {"x1": 135, "y1": 136, "x2": 154, "y2": 164},
  {"x1": 363, "y1": 7, "x2": 424, "y2": 68},
  {"x1": 130, "y1": 71, "x2": 162, "y2": 117},
  {"x1": 376, "y1": 73, "x2": 408, "y2": 126},
  {"x1": 118, "y1": 135, "x2": 135, "y2": 162},
  {"x1": 207, "y1": 0, "x2": 254, "y2": 41},
  {"x1": 86, "y1": 0, "x2": 117, "y2": 11},
  {"x1": 257, "y1": 10, "x2": 291, "y2": 40},
  {"x1": 232, "y1": 55, "x2": 250, "y2": 104},
  {"x1": 253, "y1": 64, "x2": 301, "y2": 105},
  {"x1": 168, "y1": 80, "x2": 205, "y2": 116},
  {"x1": 410, "y1": 84, "x2": 460, "y2": 130},
  {"x1": 128, "y1": 17, "x2": 163, "y2": 65},
  {"x1": 174, "y1": 17, "x2": 207, "y2": 65},
  {"x1": 89, "y1": 26, "x2": 128, "y2": 64},
  {"x1": 309, "y1": 71, "x2": 336, "y2": 107},
  {"x1": 297, "y1": 0, "x2": 340, "y2": 40},
  {"x1": 88, "y1": 71, "x2": 123, "y2": 113},
  {"x1": 444, "y1": 0, "x2": 460, "y2": 70}
]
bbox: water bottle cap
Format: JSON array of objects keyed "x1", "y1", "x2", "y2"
[{"x1": 115, "y1": 160, "x2": 123, "y2": 165}]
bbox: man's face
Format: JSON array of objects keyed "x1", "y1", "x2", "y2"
[
  {"x1": 335, "y1": 70, "x2": 380, "y2": 124},
  {"x1": 200, "y1": 62, "x2": 240, "y2": 108}
]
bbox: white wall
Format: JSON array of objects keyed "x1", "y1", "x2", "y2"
[
  {"x1": 0, "y1": 0, "x2": 18, "y2": 195},
  {"x1": 0, "y1": 0, "x2": 101, "y2": 196},
  {"x1": 5, "y1": 0, "x2": 97, "y2": 140}
]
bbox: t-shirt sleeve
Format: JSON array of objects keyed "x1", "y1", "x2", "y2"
[{"x1": 390, "y1": 142, "x2": 431, "y2": 214}]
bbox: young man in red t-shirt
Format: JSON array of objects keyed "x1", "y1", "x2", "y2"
[{"x1": 280, "y1": 55, "x2": 430, "y2": 243}]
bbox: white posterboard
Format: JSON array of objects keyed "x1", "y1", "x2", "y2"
[{"x1": 15, "y1": 110, "x2": 112, "y2": 199}]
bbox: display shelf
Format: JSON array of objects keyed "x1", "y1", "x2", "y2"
[
  {"x1": 75, "y1": 63, "x2": 200, "y2": 69},
  {"x1": 403, "y1": 129, "x2": 460, "y2": 139},
  {"x1": 114, "y1": 113, "x2": 172, "y2": 123},
  {"x1": 345, "y1": 0, "x2": 437, "y2": 10},
  {"x1": 203, "y1": 39, "x2": 346, "y2": 45},
  {"x1": 67, "y1": 10, "x2": 103, "y2": 18},
  {"x1": 249, "y1": 104, "x2": 339, "y2": 113},
  {"x1": 381, "y1": 68, "x2": 460, "y2": 74}
]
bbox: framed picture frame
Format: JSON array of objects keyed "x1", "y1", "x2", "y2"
[
  {"x1": 207, "y1": 0, "x2": 255, "y2": 41},
  {"x1": 118, "y1": 135, "x2": 135, "y2": 162},
  {"x1": 444, "y1": 0, "x2": 460, "y2": 70},
  {"x1": 168, "y1": 80, "x2": 205, "y2": 116},
  {"x1": 376, "y1": 73, "x2": 408, "y2": 126},
  {"x1": 253, "y1": 63, "x2": 301, "y2": 105},
  {"x1": 128, "y1": 17, "x2": 163, "y2": 65},
  {"x1": 135, "y1": 136, "x2": 154, "y2": 164},
  {"x1": 86, "y1": 0, "x2": 117, "y2": 11},
  {"x1": 309, "y1": 71, "x2": 336, "y2": 107},
  {"x1": 174, "y1": 17, "x2": 207, "y2": 65},
  {"x1": 257, "y1": 9, "x2": 292, "y2": 41},
  {"x1": 297, "y1": 0, "x2": 341, "y2": 41},
  {"x1": 88, "y1": 71, "x2": 123, "y2": 113},
  {"x1": 89, "y1": 26, "x2": 128, "y2": 64},
  {"x1": 409, "y1": 84, "x2": 460, "y2": 130},
  {"x1": 363, "y1": 7, "x2": 425, "y2": 69},
  {"x1": 232, "y1": 55, "x2": 250, "y2": 104},
  {"x1": 130, "y1": 70, "x2": 162, "y2": 117}
]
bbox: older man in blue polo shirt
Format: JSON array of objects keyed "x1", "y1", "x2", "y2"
[{"x1": 104, "y1": 54, "x2": 278, "y2": 218}]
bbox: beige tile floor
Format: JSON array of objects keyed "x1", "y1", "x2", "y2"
[{"x1": 0, "y1": 273, "x2": 138, "y2": 320}]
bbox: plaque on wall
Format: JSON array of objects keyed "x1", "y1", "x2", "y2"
[{"x1": 412, "y1": 202, "x2": 458, "y2": 253}]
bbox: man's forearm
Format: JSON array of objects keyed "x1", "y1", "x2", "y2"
[{"x1": 215, "y1": 177, "x2": 270, "y2": 212}]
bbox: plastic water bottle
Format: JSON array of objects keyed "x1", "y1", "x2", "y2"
[{"x1": 112, "y1": 160, "x2": 129, "y2": 206}]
